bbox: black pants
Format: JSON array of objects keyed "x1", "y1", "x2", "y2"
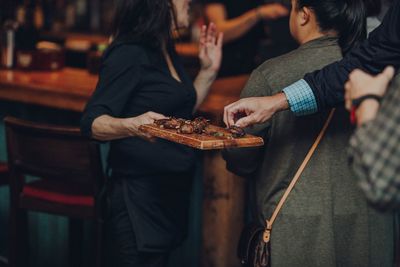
[{"x1": 108, "y1": 179, "x2": 169, "y2": 267}]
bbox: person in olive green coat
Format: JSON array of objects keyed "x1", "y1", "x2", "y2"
[{"x1": 223, "y1": 0, "x2": 395, "y2": 266}]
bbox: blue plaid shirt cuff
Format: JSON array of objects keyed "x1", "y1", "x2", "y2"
[{"x1": 282, "y1": 79, "x2": 318, "y2": 116}]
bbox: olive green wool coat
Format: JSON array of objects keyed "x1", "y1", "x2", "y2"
[{"x1": 224, "y1": 36, "x2": 395, "y2": 267}]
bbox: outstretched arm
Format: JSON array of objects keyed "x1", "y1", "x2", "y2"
[
  {"x1": 205, "y1": 3, "x2": 288, "y2": 44},
  {"x1": 223, "y1": 0, "x2": 400, "y2": 128},
  {"x1": 193, "y1": 23, "x2": 223, "y2": 111}
]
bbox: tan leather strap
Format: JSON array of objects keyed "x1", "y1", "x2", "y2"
[{"x1": 263, "y1": 109, "x2": 336, "y2": 243}]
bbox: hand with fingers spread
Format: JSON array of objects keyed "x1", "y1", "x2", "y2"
[
  {"x1": 345, "y1": 66, "x2": 395, "y2": 126},
  {"x1": 199, "y1": 22, "x2": 223, "y2": 75},
  {"x1": 223, "y1": 92, "x2": 289, "y2": 128},
  {"x1": 193, "y1": 23, "x2": 223, "y2": 110}
]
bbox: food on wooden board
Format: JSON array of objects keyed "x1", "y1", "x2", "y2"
[
  {"x1": 178, "y1": 122, "x2": 195, "y2": 134},
  {"x1": 155, "y1": 118, "x2": 184, "y2": 129},
  {"x1": 153, "y1": 117, "x2": 246, "y2": 138},
  {"x1": 228, "y1": 126, "x2": 246, "y2": 138}
]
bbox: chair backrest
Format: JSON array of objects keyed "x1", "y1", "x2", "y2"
[
  {"x1": 4, "y1": 116, "x2": 105, "y2": 193},
  {"x1": 0, "y1": 161, "x2": 9, "y2": 186}
]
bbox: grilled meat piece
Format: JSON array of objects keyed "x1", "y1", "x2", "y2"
[
  {"x1": 165, "y1": 118, "x2": 182, "y2": 129},
  {"x1": 193, "y1": 117, "x2": 210, "y2": 124},
  {"x1": 192, "y1": 117, "x2": 210, "y2": 134},
  {"x1": 155, "y1": 117, "x2": 183, "y2": 129},
  {"x1": 154, "y1": 118, "x2": 170, "y2": 126},
  {"x1": 178, "y1": 123, "x2": 194, "y2": 134},
  {"x1": 229, "y1": 126, "x2": 245, "y2": 138},
  {"x1": 155, "y1": 117, "x2": 245, "y2": 139},
  {"x1": 193, "y1": 122, "x2": 208, "y2": 134}
]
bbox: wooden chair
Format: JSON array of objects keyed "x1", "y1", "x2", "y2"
[
  {"x1": 0, "y1": 161, "x2": 9, "y2": 266},
  {"x1": 4, "y1": 116, "x2": 106, "y2": 267},
  {"x1": 0, "y1": 161, "x2": 8, "y2": 186}
]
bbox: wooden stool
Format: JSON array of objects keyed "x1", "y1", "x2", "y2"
[{"x1": 5, "y1": 116, "x2": 107, "y2": 267}]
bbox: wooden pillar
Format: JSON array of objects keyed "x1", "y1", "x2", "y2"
[{"x1": 201, "y1": 150, "x2": 246, "y2": 267}]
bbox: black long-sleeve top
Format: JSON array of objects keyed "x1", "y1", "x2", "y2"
[
  {"x1": 81, "y1": 40, "x2": 199, "y2": 251},
  {"x1": 304, "y1": 0, "x2": 400, "y2": 111},
  {"x1": 81, "y1": 40, "x2": 197, "y2": 177}
]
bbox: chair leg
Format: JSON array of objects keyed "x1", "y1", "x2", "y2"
[
  {"x1": 396, "y1": 239, "x2": 400, "y2": 267},
  {"x1": 9, "y1": 208, "x2": 28, "y2": 267},
  {"x1": 94, "y1": 218, "x2": 104, "y2": 267},
  {"x1": 69, "y1": 219, "x2": 84, "y2": 267}
]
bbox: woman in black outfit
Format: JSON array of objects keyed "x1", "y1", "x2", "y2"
[{"x1": 80, "y1": 0, "x2": 223, "y2": 266}]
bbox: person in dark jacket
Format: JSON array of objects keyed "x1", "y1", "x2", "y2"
[
  {"x1": 80, "y1": 0, "x2": 223, "y2": 266},
  {"x1": 223, "y1": 0, "x2": 400, "y2": 128}
]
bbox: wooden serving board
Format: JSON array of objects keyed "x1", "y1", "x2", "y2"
[{"x1": 140, "y1": 124, "x2": 264, "y2": 150}]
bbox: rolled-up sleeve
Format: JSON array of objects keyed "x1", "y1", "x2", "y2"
[
  {"x1": 80, "y1": 45, "x2": 143, "y2": 137},
  {"x1": 348, "y1": 77, "x2": 400, "y2": 211},
  {"x1": 282, "y1": 79, "x2": 318, "y2": 116}
]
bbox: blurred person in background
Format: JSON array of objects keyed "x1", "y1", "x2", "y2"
[
  {"x1": 223, "y1": 0, "x2": 395, "y2": 265},
  {"x1": 203, "y1": 0, "x2": 289, "y2": 76},
  {"x1": 345, "y1": 66, "x2": 400, "y2": 211},
  {"x1": 81, "y1": 0, "x2": 223, "y2": 266}
]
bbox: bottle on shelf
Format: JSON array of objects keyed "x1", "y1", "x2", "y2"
[
  {"x1": 0, "y1": 20, "x2": 19, "y2": 69},
  {"x1": 15, "y1": 3, "x2": 39, "y2": 52},
  {"x1": 15, "y1": 2, "x2": 40, "y2": 69},
  {"x1": 34, "y1": 0, "x2": 44, "y2": 30},
  {"x1": 65, "y1": 0, "x2": 77, "y2": 30}
]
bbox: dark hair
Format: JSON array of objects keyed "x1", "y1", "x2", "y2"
[
  {"x1": 296, "y1": 0, "x2": 367, "y2": 54},
  {"x1": 364, "y1": 0, "x2": 382, "y2": 17},
  {"x1": 111, "y1": 0, "x2": 177, "y2": 47}
]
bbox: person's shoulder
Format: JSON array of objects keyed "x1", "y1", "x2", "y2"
[
  {"x1": 103, "y1": 41, "x2": 151, "y2": 67},
  {"x1": 255, "y1": 49, "x2": 304, "y2": 80},
  {"x1": 255, "y1": 41, "x2": 342, "y2": 93}
]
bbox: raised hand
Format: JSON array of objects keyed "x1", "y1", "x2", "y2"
[
  {"x1": 345, "y1": 66, "x2": 395, "y2": 125},
  {"x1": 345, "y1": 66, "x2": 395, "y2": 111},
  {"x1": 199, "y1": 22, "x2": 223, "y2": 74}
]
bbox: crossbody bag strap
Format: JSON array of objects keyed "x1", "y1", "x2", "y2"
[{"x1": 263, "y1": 109, "x2": 336, "y2": 243}]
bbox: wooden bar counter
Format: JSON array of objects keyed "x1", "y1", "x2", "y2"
[
  {"x1": 0, "y1": 68, "x2": 98, "y2": 112},
  {"x1": 0, "y1": 67, "x2": 249, "y2": 267},
  {"x1": 0, "y1": 67, "x2": 247, "y2": 121}
]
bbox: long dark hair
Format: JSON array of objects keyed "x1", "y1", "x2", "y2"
[
  {"x1": 364, "y1": 0, "x2": 382, "y2": 17},
  {"x1": 296, "y1": 0, "x2": 367, "y2": 54},
  {"x1": 111, "y1": 0, "x2": 177, "y2": 47}
]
